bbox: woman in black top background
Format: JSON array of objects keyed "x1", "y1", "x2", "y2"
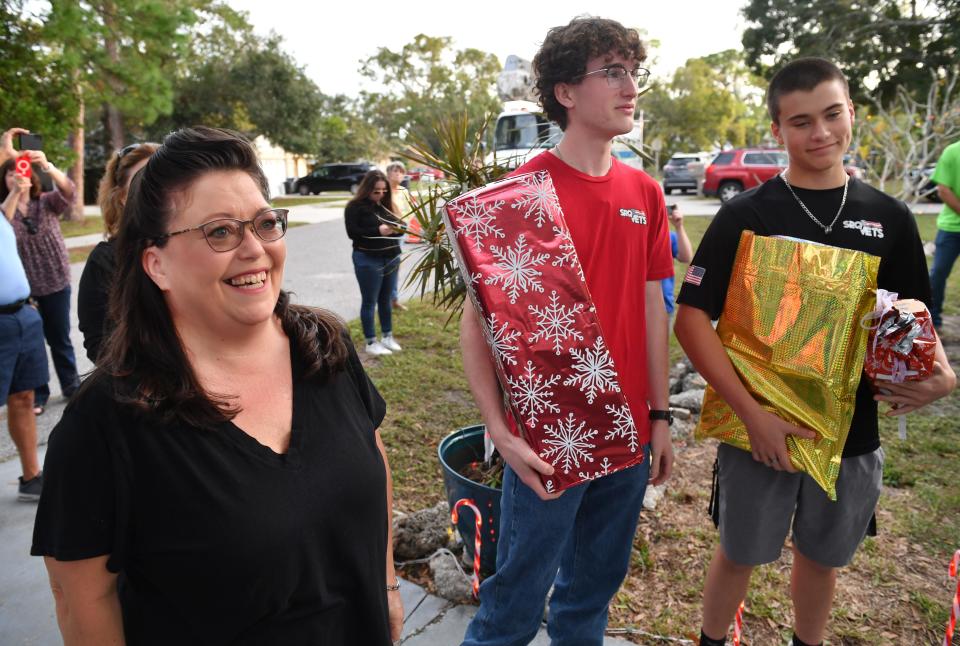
[
  {"x1": 78, "y1": 141, "x2": 157, "y2": 363},
  {"x1": 344, "y1": 169, "x2": 405, "y2": 356},
  {"x1": 33, "y1": 127, "x2": 403, "y2": 645}
]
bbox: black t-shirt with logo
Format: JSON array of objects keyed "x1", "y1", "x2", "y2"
[
  {"x1": 678, "y1": 176, "x2": 930, "y2": 457},
  {"x1": 31, "y1": 336, "x2": 391, "y2": 645}
]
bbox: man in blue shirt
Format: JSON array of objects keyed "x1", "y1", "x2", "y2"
[
  {"x1": 0, "y1": 127, "x2": 48, "y2": 501},
  {"x1": 661, "y1": 203, "x2": 693, "y2": 318}
]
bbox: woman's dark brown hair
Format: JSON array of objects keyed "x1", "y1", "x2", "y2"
[
  {"x1": 0, "y1": 159, "x2": 42, "y2": 200},
  {"x1": 533, "y1": 17, "x2": 646, "y2": 130},
  {"x1": 97, "y1": 142, "x2": 159, "y2": 239},
  {"x1": 97, "y1": 126, "x2": 348, "y2": 428},
  {"x1": 348, "y1": 169, "x2": 395, "y2": 214}
]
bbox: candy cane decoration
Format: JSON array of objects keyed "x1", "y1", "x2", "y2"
[
  {"x1": 452, "y1": 498, "x2": 483, "y2": 598},
  {"x1": 945, "y1": 550, "x2": 960, "y2": 646},
  {"x1": 732, "y1": 600, "x2": 745, "y2": 646}
]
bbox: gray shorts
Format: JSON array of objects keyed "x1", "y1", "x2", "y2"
[{"x1": 716, "y1": 443, "x2": 884, "y2": 568}]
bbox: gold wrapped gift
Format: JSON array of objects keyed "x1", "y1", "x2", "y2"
[{"x1": 695, "y1": 231, "x2": 880, "y2": 500}]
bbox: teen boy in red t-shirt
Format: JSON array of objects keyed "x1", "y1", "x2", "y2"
[{"x1": 460, "y1": 16, "x2": 674, "y2": 645}]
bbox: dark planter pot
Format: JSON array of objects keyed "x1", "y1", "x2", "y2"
[{"x1": 438, "y1": 425, "x2": 502, "y2": 577}]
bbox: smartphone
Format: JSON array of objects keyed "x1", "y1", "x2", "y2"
[
  {"x1": 668, "y1": 204, "x2": 677, "y2": 214},
  {"x1": 17, "y1": 133, "x2": 43, "y2": 150}
]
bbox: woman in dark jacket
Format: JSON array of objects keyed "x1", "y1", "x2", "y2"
[{"x1": 344, "y1": 170, "x2": 404, "y2": 356}]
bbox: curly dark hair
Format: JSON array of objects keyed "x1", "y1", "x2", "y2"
[
  {"x1": 533, "y1": 16, "x2": 646, "y2": 130},
  {"x1": 95, "y1": 126, "x2": 349, "y2": 429}
]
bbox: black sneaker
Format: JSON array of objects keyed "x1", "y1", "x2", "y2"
[{"x1": 18, "y1": 472, "x2": 42, "y2": 502}]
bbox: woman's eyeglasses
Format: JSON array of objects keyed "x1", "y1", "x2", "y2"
[{"x1": 150, "y1": 208, "x2": 289, "y2": 252}]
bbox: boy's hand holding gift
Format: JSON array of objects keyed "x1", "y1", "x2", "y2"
[{"x1": 864, "y1": 290, "x2": 955, "y2": 420}]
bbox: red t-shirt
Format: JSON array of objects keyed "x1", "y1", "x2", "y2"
[{"x1": 511, "y1": 152, "x2": 674, "y2": 448}]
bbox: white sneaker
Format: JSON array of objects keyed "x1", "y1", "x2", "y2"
[
  {"x1": 365, "y1": 341, "x2": 393, "y2": 356},
  {"x1": 381, "y1": 335, "x2": 402, "y2": 352}
]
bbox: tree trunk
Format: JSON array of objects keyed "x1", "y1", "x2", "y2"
[
  {"x1": 102, "y1": 14, "x2": 124, "y2": 153},
  {"x1": 68, "y1": 84, "x2": 85, "y2": 222},
  {"x1": 105, "y1": 102, "x2": 124, "y2": 153}
]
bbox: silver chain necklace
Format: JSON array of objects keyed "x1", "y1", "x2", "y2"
[{"x1": 779, "y1": 171, "x2": 848, "y2": 235}]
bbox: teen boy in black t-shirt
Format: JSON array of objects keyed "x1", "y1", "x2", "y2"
[{"x1": 675, "y1": 58, "x2": 956, "y2": 646}]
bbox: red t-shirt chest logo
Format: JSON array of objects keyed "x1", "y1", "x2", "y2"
[{"x1": 618, "y1": 208, "x2": 647, "y2": 225}]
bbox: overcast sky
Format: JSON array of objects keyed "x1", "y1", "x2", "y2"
[{"x1": 229, "y1": 0, "x2": 749, "y2": 97}]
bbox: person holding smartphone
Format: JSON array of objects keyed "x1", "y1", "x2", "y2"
[
  {"x1": 0, "y1": 130, "x2": 81, "y2": 415},
  {"x1": 0, "y1": 127, "x2": 49, "y2": 500}
]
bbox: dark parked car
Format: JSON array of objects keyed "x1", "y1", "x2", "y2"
[
  {"x1": 662, "y1": 152, "x2": 714, "y2": 195},
  {"x1": 294, "y1": 162, "x2": 375, "y2": 195}
]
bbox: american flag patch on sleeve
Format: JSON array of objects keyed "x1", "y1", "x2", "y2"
[{"x1": 684, "y1": 265, "x2": 706, "y2": 286}]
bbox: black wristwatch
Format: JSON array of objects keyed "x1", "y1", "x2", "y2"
[{"x1": 649, "y1": 408, "x2": 674, "y2": 425}]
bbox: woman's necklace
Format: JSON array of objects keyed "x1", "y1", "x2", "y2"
[{"x1": 779, "y1": 171, "x2": 848, "y2": 235}]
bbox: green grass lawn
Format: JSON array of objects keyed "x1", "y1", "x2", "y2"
[
  {"x1": 60, "y1": 215, "x2": 105, "y2": 238},
  {"x1": 364, "y1": 212, "x2": 959, "y2": 642},
  {"x1": 271, "y1": 194, "x2": 349, "y2": 207}
]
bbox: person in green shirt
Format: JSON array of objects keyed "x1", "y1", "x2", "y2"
[{"x1": 929, "y1": 140, "x2": 960, "y2": 330}]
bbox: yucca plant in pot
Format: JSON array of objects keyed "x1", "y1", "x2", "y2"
[{"x1": 395, "y1": 112, "x2": 510, "y2": 577}]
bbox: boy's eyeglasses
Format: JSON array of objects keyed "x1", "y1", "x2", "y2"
[
  {"x1": 573, "y1": 65, "x2": 650, "y2": 89},
  {"x1": 150, "y1": 208, "x2": 288, "y2": 252}
]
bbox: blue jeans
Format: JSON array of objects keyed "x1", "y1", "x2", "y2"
[
  {"x1": 930, "y1": 228, "x2": 960, "y2": 327},
  {"x1": 463, "y1": 451, "x2": 651, "y2": 646},
  {"x1": 33, "y1": 286, "x2": 80, "y2": 406},
  {"x1": 352, "y1": 250, "x2": 399, "y2": 341}
]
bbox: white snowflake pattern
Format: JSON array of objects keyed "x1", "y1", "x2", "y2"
[
  {"x1": 551, "y1": 226, "x2": 577, "y2": 267},
  {"x1": 578, "y1": 456, "x2": 614, "y2": 481},
  {"x1": 540, "y1": 412, "x2": 598, "y2": 474},
  {"x1": 528, "y1": 290, "x2": 584, "y2": 355},
  {"x1": 511, "y1": 171, "x2": 562, "y2": 228},
  {"x1": 450, "y1": 196, "x2": 506, "y2": 251},
  {"x1": 604, "y1": 404, "x2": 639, "y2": 453},
  {"x1": 551, "y1": 225, "x2": 585, "y2": 283},
  {"x1": 507, "y1": 360, "x2": 560, "y2": 428},
  {"x1": 563, "y1": 336, "x2": 620, "y2": 404},
  {"x1": 484, "y1": 235, "x2": 549, "y2": 304},
  {"x1": 484, "y1": 312, "x2": 521, "y2": 367}
]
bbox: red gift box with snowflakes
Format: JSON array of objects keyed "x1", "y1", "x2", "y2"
[{"x1": 443, "y1": 170, "x2": 646, "y2": 493}]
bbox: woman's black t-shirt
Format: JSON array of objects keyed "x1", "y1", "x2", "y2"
[
  {"x1": 32, "y1": 338, "x2": 391, "y2": 645},
  {"x1": 677, "y1": 177, "x2": 930, "y2": 457}
]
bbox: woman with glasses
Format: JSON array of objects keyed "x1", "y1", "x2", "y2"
[
  {"x1": 78, "y1": 141, "x2": 158, "y2": 363},
  {"x1": 0, "y1": 146, "x2": 80, "y2": 415},
  {"x1": 32, "y1": 127, "x2": 403, "y2": 645},
  {"x1": 344, "y1": 169, "x2": 404, "y2": 356}
]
